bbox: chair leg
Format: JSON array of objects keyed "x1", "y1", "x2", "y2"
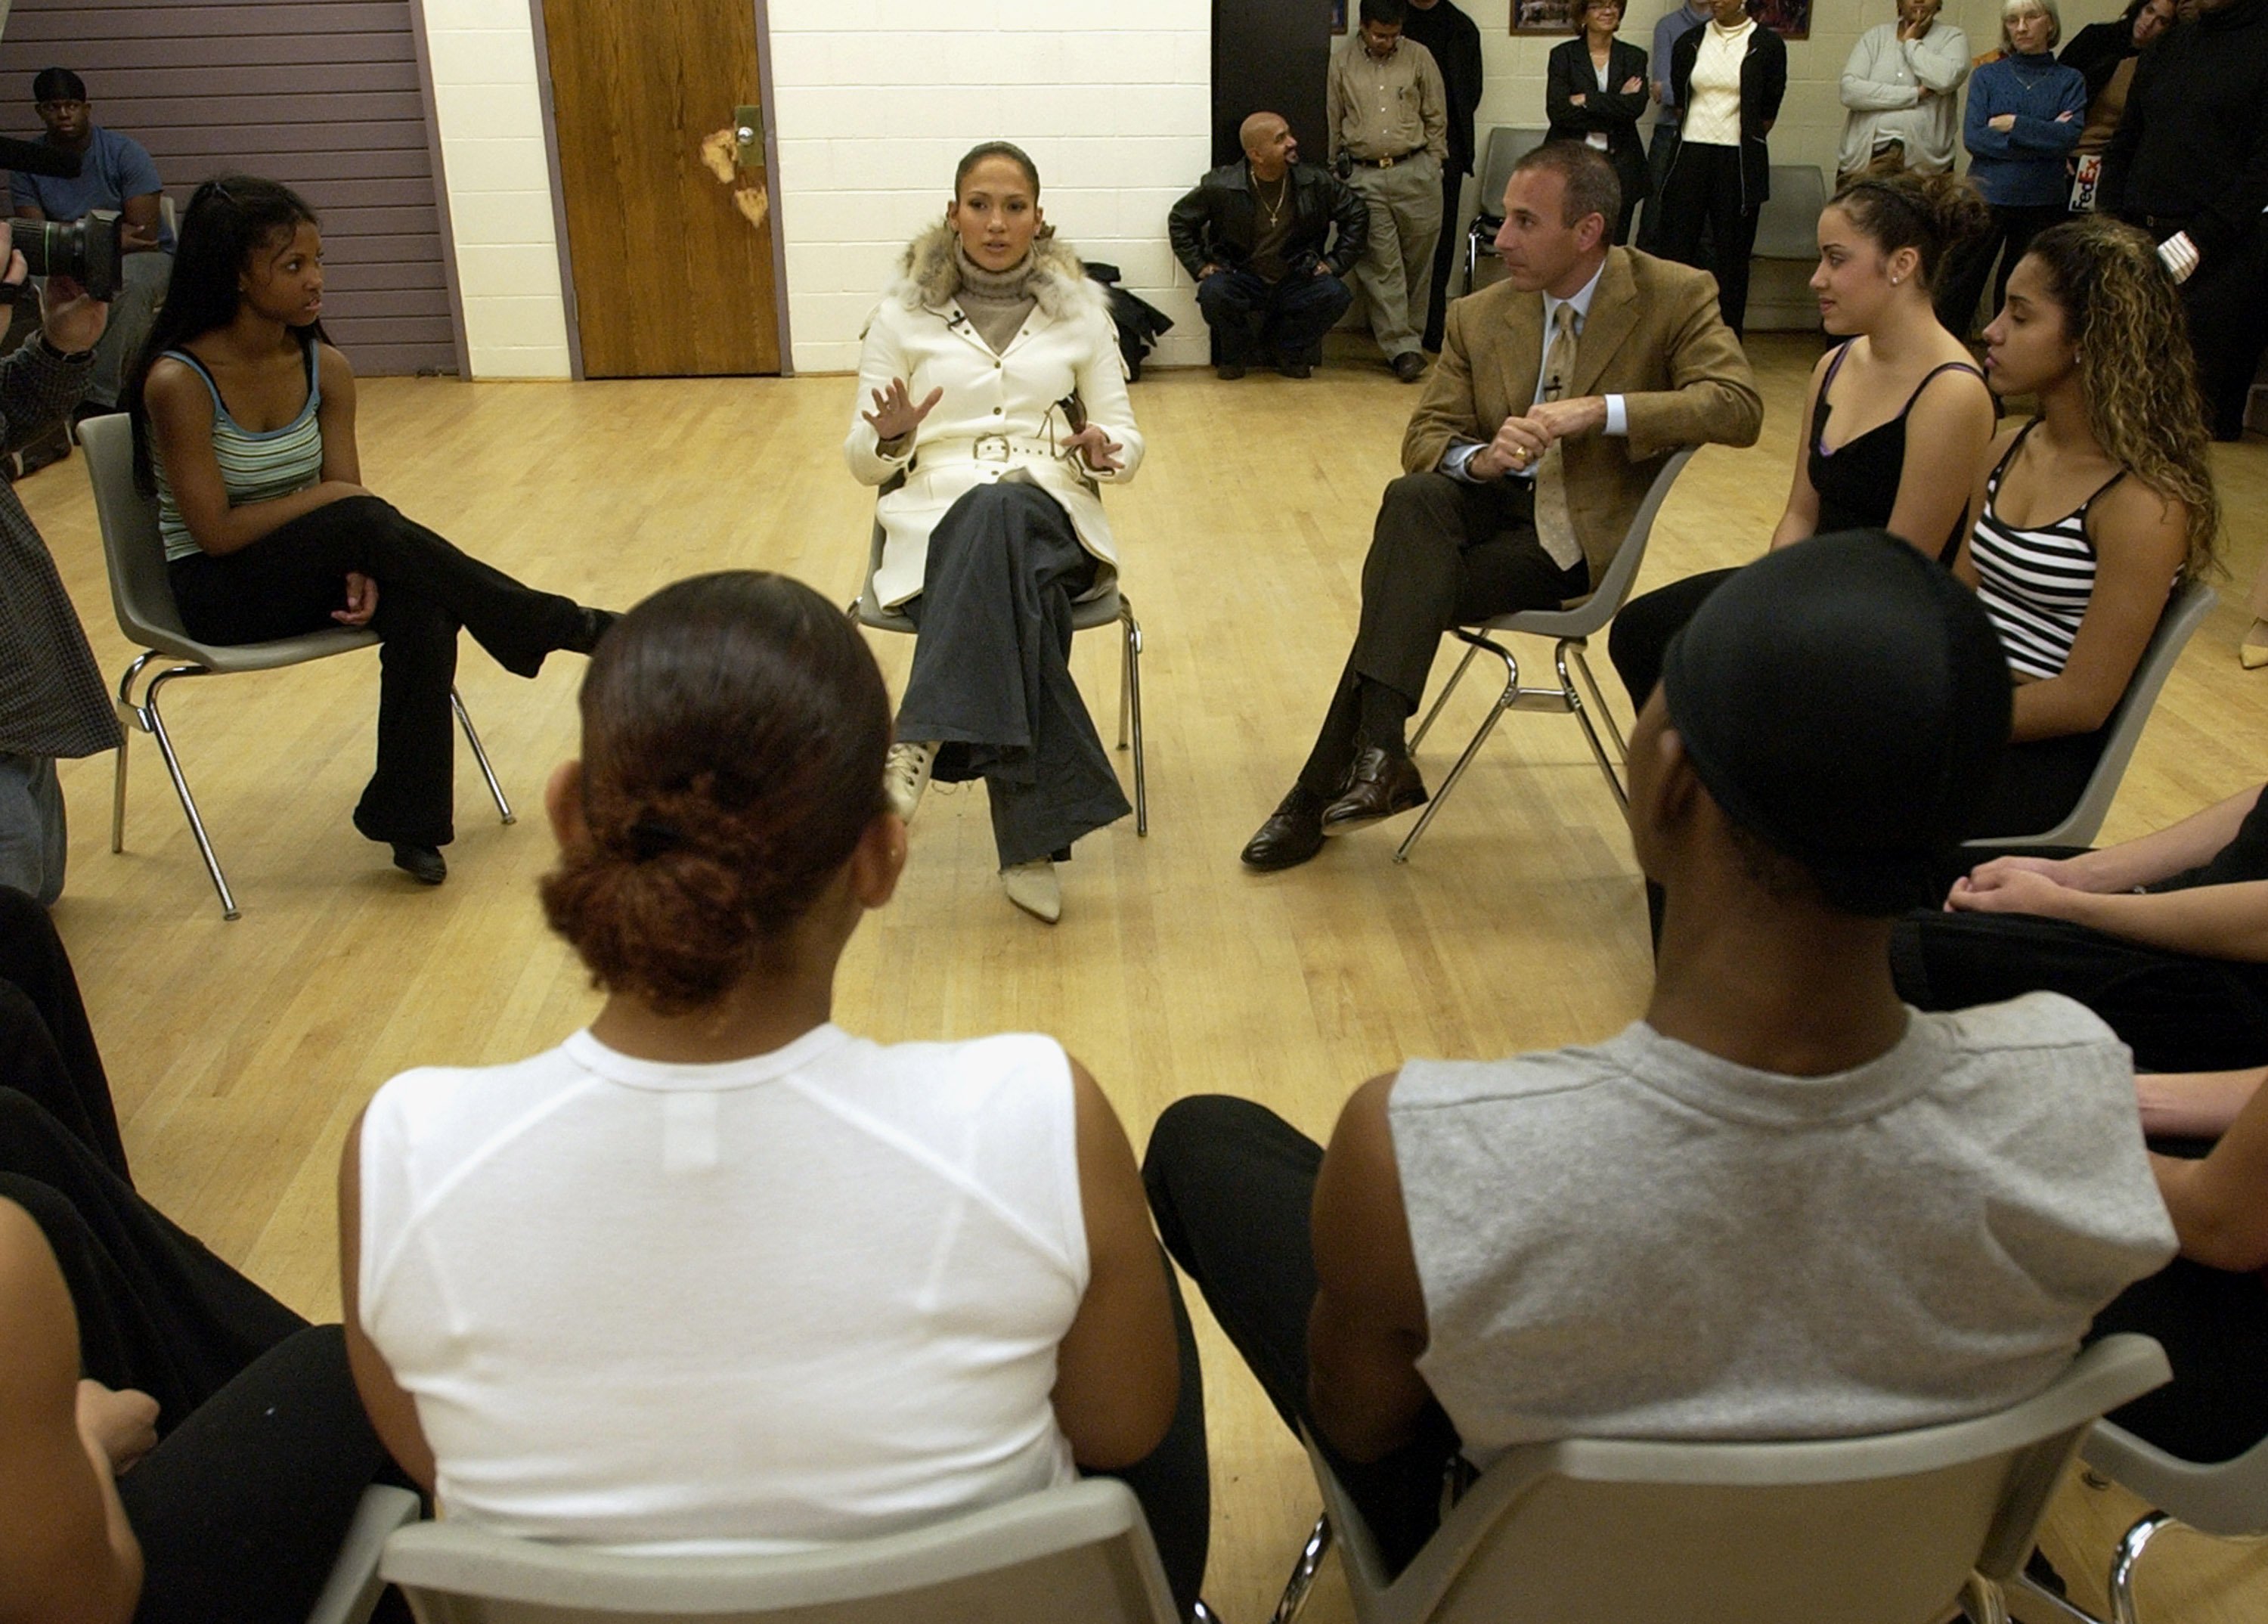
[
  {"x1": 110, "y1": 651, "x2": 159, "y2": 856},
  {"x1": 1409, "y1": 639, "x2": 1483, "y2": 753},
  {"x1": 1566, "y1": 643, "x2": 1628, "y2": 770},
  {"x1": 1272, "y1": 1514, "x2": 1334, "y2": 1624},
  {"x1": 1559, "y1": 640, "x2": 1628, "y2": 809},
  {"x1": 451, "y1": 689, "x2": 516, "y2": 826},
  {"x1": 2007, "y1": 1571, "x2": 2108, "y2": 1624},
  {"x1": 141, "y1": 668, "x2": 240, "y2": 921},
  {"x1": 1396, "y1": 637, "x2": 1518, "y2": 863},
  {"x1": 2106, "y1": 1511, "x2": 2174, "y2": 1624},
  {"x1": 1120, "y1": 604, "x2": 1148, "y2": 837},
  {"x1": 1962, "y1": 1571, "x2": 2012, "y2": 1624}
]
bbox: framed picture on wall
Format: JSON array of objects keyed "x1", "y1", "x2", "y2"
[
  {"x1": 1331, "y1": 0, "x2": 1346, "y2": 32},
  {"x1": 1750, "y1": 0, "x2": 1811, "y2": 36},
  {"x1": 1509, "y1": 0, "x2": 1582, "y2": 33}
]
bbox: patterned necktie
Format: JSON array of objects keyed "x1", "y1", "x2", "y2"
[{"x1": 1533, "y1": 300, "x2": 1582, "y2": 573}]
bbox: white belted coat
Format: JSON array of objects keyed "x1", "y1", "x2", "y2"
[{"x1": 844, "y1": 224, "x2": 1144, "y2": 610}]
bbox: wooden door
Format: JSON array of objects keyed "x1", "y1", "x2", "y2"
[{"x1": 541, "y1": 0, "x2": 780, "y2": 376}]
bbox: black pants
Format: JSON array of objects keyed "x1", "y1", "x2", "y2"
[
  {"x1": 0, "y1": 884, "x2": 127, "y2": 1181},
  {"x1": 1143, "y1": 1096, "x2": 1463, "y2": 1578},
  {"x1": 1198, "y1": 268, "x2": 1352, "y2": 367},
  {"x1": 1656, "y1": 144, "x2": 1760, "y2": 338},
  {"x1": 1297, "y1": 473, "x2": 1585, "y2": 798},
  {"x1": 2089, "y1": 1258, "x2": 2268, "y2": 1464},
  {"x1": 167, "y1": 495, "x2": 587, "y2": 848},
  {"x1": 897, "y1": 483, "x2": 1132, "y2": 868},
  {"x1": 1934, "y1": 202, "x2": 2063, "y2": 340},
  {"x1": 1090, "y1": 1251, "x2": 1213, "y2": 1615},
  {"x1": 0, "y1": 1088, "x2": 395, "y2": 1624},
  {"x1": 1635, "y1": 123, "x2": 1686, "y2": 253},
  {"x1": 1892, "y1": 908, "x2": 2268, "y2": 1074},
  {"x1": 1422, "y1": 165, "x2": 1466, "y2": 353},
  {"x1": 2158, "y1": 215, "x2": 2268, "y2": 442}
]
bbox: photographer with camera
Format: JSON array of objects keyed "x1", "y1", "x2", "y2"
[
  {"x1": 0, "y1": 243, "x2": 118, "y2": 905},
  {"x1": 12, "y1": 69, "x2": 169, "y2": 429}
]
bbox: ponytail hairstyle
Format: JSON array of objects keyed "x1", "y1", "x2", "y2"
[
  {"x1": 2020, "y1": 217, "x2": 2223, "y2": 583},
  {"x1": 122, "y1": 175, "x2": 327, "y2": 492},
  {"x1": 541, "y1": 572, "x2": 893, "y2": 1015},
  {"x1": 1829, "y1": 170, "x2": 1991, "y2": 290}
]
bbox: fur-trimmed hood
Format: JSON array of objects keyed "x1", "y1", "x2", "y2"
[{"x1": 889, "y1": 220, "x2": 1105, "y2": 323}]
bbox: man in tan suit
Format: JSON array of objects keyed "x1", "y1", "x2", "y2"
[{"x1": 1241, "y1": 141, "x2": 1763, "y2": 871}]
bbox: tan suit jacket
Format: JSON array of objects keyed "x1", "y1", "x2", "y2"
[{"x1": 1402, "y1": 247, "x2": 1762, "y2": 599}]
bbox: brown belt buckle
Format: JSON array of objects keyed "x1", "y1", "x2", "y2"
[{"x1": 974, "y1": 434, "x2": 1012, "y2": 463}]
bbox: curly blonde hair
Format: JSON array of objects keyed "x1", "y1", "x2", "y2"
[{"x1": 2020, "y1": 217, "x2": 2221, "y2": 581}]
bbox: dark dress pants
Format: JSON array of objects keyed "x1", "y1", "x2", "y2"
[
  {"x1": 2169, "y1": 216, "x2": 2268, "y2": 442},
  {"x1": 0, "y1": 1087, "x2": 395, "y2": 1624},
  {"x1": 166, "y1": 494, "x2": 587, "y2": 848},
  {"x1": 896, "y1": 483, "x2": 1132, "y2": 868},
  {"x1": 1636, "y1": 124, "x2": 1682, "y2": 253},
  {"x1": 0, "y1": 884, "x2": 127, "y2": 1181},
  {"x1": 1422, "y1": 166, "x2": 1465, "y2": 352},
  {"x1": 1297, "y1": 473, "x2": 1585, "y2": 798},
  {"x1": 1198, "y1": 268, "x2": 1352, "y2": 367},
  {"x1": 1142, "y1": 1096, "x2": 1465, "y2": 1578},
  {"x1": 1656, "y1": 144, "x2": 1758, "y2": 338}
]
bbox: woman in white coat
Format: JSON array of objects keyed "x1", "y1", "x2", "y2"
[{"x1": 846, "y1": 142, "x2": 1143, "y2": 923}]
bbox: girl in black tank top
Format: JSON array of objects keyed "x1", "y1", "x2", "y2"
[{"x1": 1808, "y1": 340, "x2": 1983, "y2": 564}]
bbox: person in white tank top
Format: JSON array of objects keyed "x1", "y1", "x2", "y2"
[{"x1": 338, "y1": 571, "x2": 1211, "y2": 1615}]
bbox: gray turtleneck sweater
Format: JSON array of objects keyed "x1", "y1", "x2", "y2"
[{"x1": 953, "y1": 243, "x2": 1040, "y2": 355}]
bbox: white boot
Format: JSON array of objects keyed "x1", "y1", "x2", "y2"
[
  {"x1": 884, "y1": 741, "x2": 938, "y2": 823},
  {"x1": 999, "y1": 859, "x2": 1061, "y2": 924}
]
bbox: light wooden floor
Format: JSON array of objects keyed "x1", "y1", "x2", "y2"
[{"x1": 20, "y1": 336, "x2": 2268, "y2": 1624}]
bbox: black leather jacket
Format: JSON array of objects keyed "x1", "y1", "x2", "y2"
[{"x1": 1167, "y1": 160, "x2": 1369, "y2": 281}]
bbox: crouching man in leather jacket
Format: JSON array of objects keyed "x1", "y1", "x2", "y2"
[{"x1": 1170, "y1": 112, "x2": 1369, "y2": 378}]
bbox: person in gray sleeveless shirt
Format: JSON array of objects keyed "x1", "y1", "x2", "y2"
[{"x1": 1145, "y1": 531, "x2": 2176, "y2": 1576}]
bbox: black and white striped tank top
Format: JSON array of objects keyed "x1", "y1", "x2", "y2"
[
  {"x1": 1968, "y1": 420, "x2": 2123, "y2": 681},
  {"x1": 155, "y1": 339, "x2": 324, "y2": 563}
]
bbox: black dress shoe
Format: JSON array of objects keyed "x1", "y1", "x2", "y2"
[
  {"x1": 1321, "y1": 747, "x2": 1427, "y2": 834},
  {"x1": 1390, "y1": 351, "x2": 1427, "y2": 383},
  {"x1": 1276, "y1": 357, "x2": 1313, "y2": 379},
  {"x1": 565, "y1": 606, "x2": 618, "y2": 655},
  {"x1": 1241, "y1": 785, "x2": 1328, "y2": 871},
  {"x1": 389, "y1": 843, "x2": 448, "y2": 885},
  {"x1": 1216, "y1": 361, "x2": 1247, "y2": 380}
]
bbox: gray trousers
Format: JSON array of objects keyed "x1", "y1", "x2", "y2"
[
  {"x1": 1345, "y1": 156, "x2": 1443, "y2": 361},
  {"x1": 0, "y1": 754, "x2": 66, "y2": 906},
  {"x1": 897, "y1": 482, "x2": 1132, "y2": 868},
  {"x1": 88, "y1": 251, "x2": 170, "y2": 411}
]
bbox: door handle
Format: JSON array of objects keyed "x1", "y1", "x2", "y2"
[{"x1": 734, "y1": 104, "x2": 763, "y2": 172}]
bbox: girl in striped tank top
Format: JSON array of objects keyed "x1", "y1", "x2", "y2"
[
  {"x1": 1952, "y1": 216, "x2": 2220, "y2": 835},
  {"x1": 125, "y1": 178, "x2": 618, "y2": 889}
]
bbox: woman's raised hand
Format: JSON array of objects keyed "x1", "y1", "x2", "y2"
[
  {"x1": 1061, "y1": 423, "x2": 1124, "y2": 474},
  {"x1": 863, "y1": 377, "x2": 944, "y2": 443}
]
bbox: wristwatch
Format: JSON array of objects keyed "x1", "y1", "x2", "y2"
[{"x1": 36, "y1": 333, "x2": 94, "y2": 363}]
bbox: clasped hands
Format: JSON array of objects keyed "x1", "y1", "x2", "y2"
[
  {"x1": 1469, "y1": 395, "x2": 1608, "y2": 480},
  {"x1": 1943, "y1": 854, "x2": 2082, "y2": 917}
]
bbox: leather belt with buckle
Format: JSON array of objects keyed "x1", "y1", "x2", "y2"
[
  {"x1": 1362, "y1": 149, "x2": 1424, "y2": 168},
  {"x1": 973, "y1": 434, "x2": 1013, "y2": 462}
]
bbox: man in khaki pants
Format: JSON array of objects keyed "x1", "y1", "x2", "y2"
[{"x1": 1328, "y1": 0, "x2": 1448, "y2": 381}]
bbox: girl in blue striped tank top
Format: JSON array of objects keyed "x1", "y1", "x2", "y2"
[
  {"x1": 1950, "y1": 216, "x2": 2220, "y2": 835},
  {"x1": 125, "y1": 177, "x2": 618, "y2": 888}
]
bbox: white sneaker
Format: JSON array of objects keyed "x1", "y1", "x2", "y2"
[
  {"x1": 885, "y1": 741, "x2": 937, "y2": 823},
  {"x1": 999, "y1": 859, "x2": 1061, "y2": 923}
]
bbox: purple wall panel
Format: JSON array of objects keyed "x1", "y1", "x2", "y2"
[{"x1": 0, "y1": 0, "x2": 457, "y2": 374}]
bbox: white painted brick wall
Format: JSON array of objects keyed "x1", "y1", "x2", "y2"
[
  {"x1": 422, "y1": 0, "x2": 573, "y2": 378},
  {"x1": 767, "y1": 0, "x2": 1213, "y2": 373},
  {"x1": 420, "y1": 0, "x2": 2064, "y2": 378}
]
